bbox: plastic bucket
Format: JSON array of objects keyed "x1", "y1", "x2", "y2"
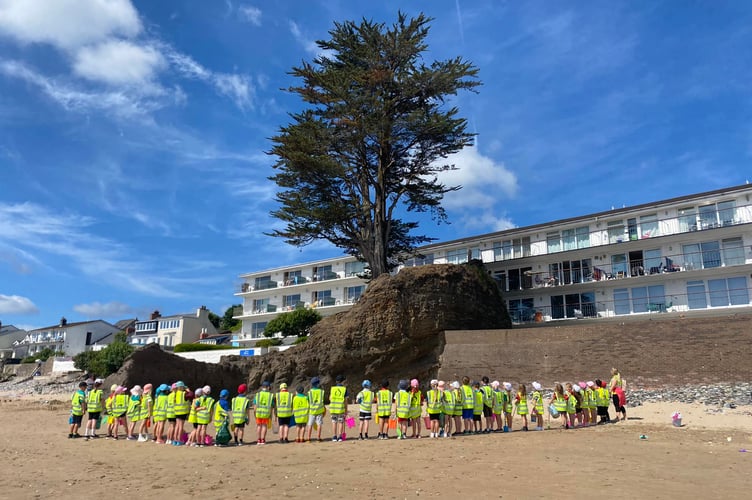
[
  {"x1": 388, "y1": 418, "x2": 397, "y2": 429},
  {"x1": 345, "y1": 416, "x2": 356, "y2": 429},
  {"x1": 672, "y1": 418, "x2": 682, "y2": 427},
  {"x1": 549, "y1": 404, "x2": 559, "y2": 418}
]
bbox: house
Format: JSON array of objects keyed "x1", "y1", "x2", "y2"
[
  {"x1": 11, "y1": 318, "x2": 119, "y2": 359},
  {"x1": 234, "y1": 183, "x2": 752, "y2": 329},
  {"x1": 114, "y1": 319, "x2": 137, "y2": 335},
  {"x1": 0, "y1": 322, "x2": 26, "y2": 359},
  {"x1": 131, "y1": 306, "x2": 218, "y2": 349}
]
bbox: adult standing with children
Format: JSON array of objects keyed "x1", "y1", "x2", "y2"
[{"x1": 609, "y1": 368, "x2": 627, "y2": 422}]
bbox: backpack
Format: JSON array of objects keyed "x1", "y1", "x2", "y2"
[{"x1": 215, "y1": 419, "x2": 232, "y2": 445}]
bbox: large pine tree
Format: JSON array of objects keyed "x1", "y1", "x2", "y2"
[{"x1": 269, "y1": 12, "x2": 480, "y2": 277}]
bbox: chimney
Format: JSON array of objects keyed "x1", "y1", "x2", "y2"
[
  {"x1": 197, "y1": 306, "x2": 208, "y2": 318},
  {"x1": 60, "y1": 317, "x2": 67, "y2": 327},
  {"x1": 150, "y1": 310, "x2": 161, "y2": 320},
  {"x1": 200, "y1": 331, "x2": 209, "y2": 340}
]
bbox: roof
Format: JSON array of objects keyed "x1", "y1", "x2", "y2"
[
  {"x1": 0, "y1": 325, "x2": 21, "y2": 335},
  {"x1": 27, "y1": 319, "x2": 117, "y2": 333},
  {"x1": 114, "y1": 319, "x2": 137, "y2": 331}
]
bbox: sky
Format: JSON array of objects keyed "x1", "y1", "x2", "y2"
[{"x1": 1, "y1": 0, "x2": 751, "y2": 330}]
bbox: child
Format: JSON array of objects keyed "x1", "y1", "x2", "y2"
[
  {"x1": 472, "y1": 381, "x2": 483, "y2": 433},
  {"x1": 292, "y1": 386, "x2": 309, "y2": 443},
  {"x1": 231, "y1": 384, "x2": 250, "y2": 446},
  {"x1": 138, "y1": 383, "x2": 153, "y2": 442},
  {"x1": 84, "y1": 379, "x2": 103, "y2": 440},
  {"x1": 437, "y1": 380, "x2": 450, "y2": 437},
  {"x1": 254, "y1": 381, "x2": 274, "y2": 444},
  {"x1": 578, "y1": 382, "x2": 590, "y2": 426},
  {"x1": 408, "y1": 379, "x2": 423, "y2": 438},
  {"x1": 572, "y1": 384, "x2": 584, "y2": 427},
  {"x1": 491, "y1": 381, "x2": 504, "y2": 432},
  {"x1": 126, "y1": 385, "x2": 142, "y2": 440},
  {"x1": 356, "y1": 380, "x2": 374, "y2": 440},
  {"x1": 329, "y1": 375, "x2": 348, "y2": 442},
  {"x1": 105, "y1": 383, "x2": 117, "y2": 439},
  {"x1": 586, "y1": 381, "x2": 598, "y2": 425},
  {"x1": 275, "y1": 382, "x2": 293, "y2": 443},
  {"x1": 425, "y1": 379, "x2": 442, "y2": 438},
  {"x1": 480, "y1": 376, "x2": 494, "y2": 433},
  {"x1": 394, "y1": 380, "x2": 411, "y2": 439},
  {"x1": 173, "y1": 381, "x2": 190, "y2": 446},
  {"x1": 595, "y1": 379, "x2": 611, "y2": 424},
  {"x1": 306, "y1": 377, "x2": 325, "y2": 442},
  {"x1": 460, "y1": 377, "x2": 474, "y2": 434},
  {"x1": 69, "y1": 381, "x2": 87, "y2": 438},
  {"x1": 503, "y1": 382, "x2": 514, "y2": 432},
  {"x1": 451, "y1": 381, "x2": 463, "y2": 435},
  {"x1": 213, "y1": 389, "x2": 231, "y2": 444},
  {"x1": 186, "y1": 387, "x2": 202, "y2": 446},
  {"x1": 111, "y1": 386, "x2": 128, "y2": 439},
  {"x1": 564, "y1": 383, "x2": 577, "y2": 429},
  {"x1": 196, "y1": 386, "x2": 214, "y2": 447},
  {"x1": 530, "y1": 382, "x2": 544, "y2": 431},
  {"x1": 152, "y1": 384, "x2": 169, "y2": 444},
  {"x1": 165, "y1": 383, "x2": 177, "y2": 444},
  {"x1": 375, "y1": 379, "x2": 392, "y2": 440},
  {"x1": 549, "y1": 383, "x2": 567, "y2": 429},
  {"x1": 515, "y1": 383, "x2": 529, "y2": 431}
]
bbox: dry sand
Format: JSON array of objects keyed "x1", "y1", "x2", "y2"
[{"x1": 0, "y1": 399, "x2": 750, "y2": 499}]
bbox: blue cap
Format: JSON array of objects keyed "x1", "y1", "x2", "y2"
[
  {"x1": 398, "y1": 379, "x2": 408, "y2": 390},
  {"x1": 261, "y1": 380, "x2": 271, "y2": 387},
  {"x1": 362, "y1": 380, "x2": 371, "y2": 388},
  {"x1": 311, "y1": 377, "x2": 320, "y2": 387},
  {"x1": 220, "y1": 389, "x2": 229, "y2": 398}
]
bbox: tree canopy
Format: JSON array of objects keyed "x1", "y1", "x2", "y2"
[
  {"x1": 268, "y1": 12, "x2": 480, "y2": 277},
  {"x1": 263, "y1": 308, "x2": 321, "y2": 338}
]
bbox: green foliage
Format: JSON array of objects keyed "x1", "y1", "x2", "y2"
[
  {"x1": 173, "y1": 343, "x2": 235, "y2": 353},
  {"x1": 268, "y1": 12, "x2": 480, "y2": 277},
  {"x1": 255, "y1": 338, "x2": 282, "y2": 348},
  {"x1": 21, "y1": 347, "x2": 61, "y2": 363},
  {"x1": 221, "y1": 304, "x2": 241, "y2": 331},
  {"x1": 293, "y1": 336, "x2": 308, "y2": 345},
  {"x1": 72, "y1": 331, "x2": 133, "y2": 377},
  {"x1": 264, "y1": 308, "x2": 321, "y2": 338},
  {"x1": 208, "y1": 311, "x2": 221, "y2": 329}
]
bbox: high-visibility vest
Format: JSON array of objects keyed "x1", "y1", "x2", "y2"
[
  {"x1": 492, "y1": 390, "x2": 504, "y2": 414},
  {"x1": 308, "y1": 388, "x2": 325, "y2": 415},
  {"x1": 426, "y1": 389, "x2": 442, "y2": 415},
  {"x1": 276, "y1": 391, "x2": 293, "y2": 418},
  {"x1": 461, "y1": 385, "x2": 474, "y2": 409},
  {"x1": 254, "y1": 391, "x2": 273, "y2": 419},
  {"x1": 213, "y1": 401, "x2": 228, "y2": 429},
  {"x1": 453, "y1": 389, "x2": 463, "y2": 416},
  {"x1": 166, "y1": 392, "x2": 176, "y2": 419},
  {"x1": 553, "y1": 393, "x2": 567, "y2": 412},
  {"x1": 188, "y1": 399, "x2": 198, "y2": 424},
  {"x1": 174, "y1": 390, "x2": 190, "y2": 415},
  {"x1": 357, "y1": 389, "x2": 373, "y2": 413},
  {"x1": 395, "y1": 390, "x2": 411, "y2": 419},
  {"x1": 532, "y1": 390, "x2": 544, "y2": 413},
  {"x1": 409, "y1": 390, "x2": 422, "y2": 418},
  {"x1": 567, "y1": 393, "x2": 577, "y2": 414},
  {"x1": 292, "y1": 394, "x2": 309, "y2": 425},
  {"x1": 504, "y1": 391, "x2": 513, "y2": 413},
  {"x1": 105, "y1": 394, "x2": 114, "y2": 415},
  {"x1": 196, "y1": 396, "x2": 214, "y2": 425},
  {"x1": 231, "y1": 396, "x2": 249, "y2": 425},
  {"x1": 376, "y1": 389, "x2": 392, "y2": 417},
  {"x1": 86, "y1": 389, "x2": 103, "y2": 413},
  {"x1": 517, "y1": 392, "x2": 528, "y2": 415},
  {"x1": 112, "y1": 393, "x2": 128, "y2": 417},
  {"x1": 442, "y1": 389, "x2": 455, "y2": 415},
  {"x1": 329, "y1": 386, "x2": 346, "y2": 415},
  {"x1": 473, "y1": 390, "x2": 483, "y2": 415},
  {"x1": 481, "y1": 385, "x2": 493, "y2": 408},
  {"x1": 71, "y1": 391, "x2": 85, "y2": 416},
  {"x1": 597, "y1": 387, "x2": 610, "y2": 407},
  {"x1": 139, "y1": 393, "x2": 152, "y2": 420},
  {"x1": 127, "y1": 396, "x2": 142, "y2": 421},
  {"x1": 153, "y1": 394, "x2": 168, "y2": 421}
]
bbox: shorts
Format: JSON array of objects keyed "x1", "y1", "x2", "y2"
[
  {"x1": 278, "y1": 416, "x2": 291, "y2": 426},
  {"x1": 192, "y1": 423, "x2": 198, "y2": 429},
  {"x1": 473, "y1": 414, "x2": 482, "y2": 422},
  {"x1": 307, "y1": 414, "x2": 324, "y2": 427},
  {"x1": 167, "y1": 417, "x2": 176, "y2": 423},
  {"x1": 256, "y1": 418, "x2": 270, "y2": 425},
  {"x1": 331, "y1": 413, "x2": 345, "y2": 423},
  {"x1": 377, "y1": 413, "x2": 390, "y2": 419},
  {"x1": 398, "y1": 418, "x2": 409, "y2": 423},
  {"x1": 234, "y1": 422, "x2": 245, "y2": 429},
  {"x1": 88, "y1": 411, "x2": 100, "y2": 420},
  {"x1": 70, "y1": 414, "x2": 83, "y2": 425},
  {"x1": 482, "y1": 406, "x2": 493, "y2": 417},
  {"x1": 429, "y1": 413, "x2": 440, "y2": 421},
  {"x1": 359, "y1": 412, "x2": 372, "y2": 421},
  {"x1": 175, "y1": 413, "x2": 189, "y2": 420},
  {"x1": 597, "y1": 406, "x2": 609, "y2": 416},
  {"x1": 462, "y1": 409, "x2": 474, "y2": 420},
  {"x1": 612, "y1": 394, "x2": 624, "y2": 412}
]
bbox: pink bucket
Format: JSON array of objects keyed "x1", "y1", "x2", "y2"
[
  {"x1": 345, "y1": 416, "x2": 356, "y2": 429},
  {"x1": 204, "y1": 435, "x2": 214, "y2": 446}
]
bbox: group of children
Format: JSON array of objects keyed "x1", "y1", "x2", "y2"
[{"x1": 68, "y1": 371, "x2": 627, "y2": 445}]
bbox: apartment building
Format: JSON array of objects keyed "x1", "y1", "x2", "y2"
[
  {"x1": 131, "y1": 306, "x2": 218, "y2": 349},
  {"x1": 11, "y1": 318, "x2": 119, "y2": 358},
  {"x1": 234, "y1": 184, "x2": 752, "y2": 334}
]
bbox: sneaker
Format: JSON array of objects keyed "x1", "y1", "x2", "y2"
[
  {"x1": 332, "y1": 436, "x2": 338, "y2": 442},
  {"x1": 68, "y1": 434, "x2": 73, "y2": 439},
  {"x1": 127, "y1": 436, "x2": 137, "y2": 441},
  {"x1": 85, "y1": 436, "x2": 90, "y2": 441},
  {"x1": 92, "y1": 434, "x2": 99, "y2": 439}
]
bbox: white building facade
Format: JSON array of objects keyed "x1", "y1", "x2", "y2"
[
  {"x1": 131, "y1": 306, "x2": 218, "y2": 349},
  {"x1": 11, "y1": 319, "x2": 119, "y2": 359},
  {"x1": 234, "y1": 184, "x2": 752, "y2": 333}
]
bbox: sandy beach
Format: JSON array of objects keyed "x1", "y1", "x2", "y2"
[{"x1": 0, "y1": 397, "x2": 749, "y2": 499}]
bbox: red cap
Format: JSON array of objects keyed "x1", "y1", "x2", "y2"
[{"x1": 238, "y1": 383, "x2": 247, "y2": 394}]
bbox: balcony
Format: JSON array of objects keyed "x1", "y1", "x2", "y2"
[{"x1": 312, "y1": 271, "x2": 339, "y2": 281}]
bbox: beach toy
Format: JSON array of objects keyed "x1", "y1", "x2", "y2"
[
  {"x1": 503, "y1": 425, "x2": 509, "y2": 433},
  {"x1": 204, "y1": 435, "x2": 214, "y2": 446},
  {"x1": 388, "y1": 417, "x2": 397, "y2": 429},
  {"x1": 345, "y1": 416, "x2": 355, "y2": 429},
  {"x1": 423, "y1": 416, "x2": 431, "y2": 428},
  {"x1": 672, "y1": 411, "x2": 682, "y2": 427},
  {"x1": 639, "y1": 434, "x2": 648, "y2": 440},
  {"x1": 549, "y1": 404, "x2": 559, "y2": 418},
  {"x1": 341, "y1": 433, "x2": 347, "y2": 441}
]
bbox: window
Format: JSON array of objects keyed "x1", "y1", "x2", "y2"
[
  {"x1": 345, "y1": 285, "x2": 364, "y2": 302},
  {"x1": 631, "y1": 285, "x2": 665, "y2": 313},
  {"x1": 698, "y1": 204, "x2": 717, "y2": 229},
  {"x1": 613, "y1": 288, "x2": 630, "y2": 315},
  {"x1": 284, "y1": 270, "x2": 302, "y2": 283},
  {"x1": 640, "y1": 214, "x2": 658, "y2": 238},
  {"x1": 701, "y1": 241, "x2": 721, "y2": 268},
  {"x1": 546, "y1": 231, "x2": 561, "y2": 253},
  {"x1": 607, "y1": 221, "x2": 624, "y2": 244},
  {"x1": 644, "y1": 249, "x2": 662, "y2": 274},
  {"x1": 251, "y1": 322, "x2": 267, "y2": 338},
  {"x1": 722, "y1": 237, "x2": 744, "y2": 266},
  {"x1": 728, "y1": 276, "x2": 750, "y2": 305},
  {"x1": 561, "y1": 226, "x2": 589, "y2": 250},
  {"x1": 470, "y1": 246, "x2": 481, "y2": 260},
  {"x1": 159, "y1": 319, "x2": 179, "y2": 330},
  {"x1": 283, "y1": 294, "x2": 301, "y2": 308},
  {"x1": 496, "y1": 237, "x2": 531, "y2": 259},
  {"x1": 254, "y1": 275, "x2": 277, "y2": 290},
  {"x1": 717, "y1": 200, "x2": 736, "y2": 226},
  {"x1": 549, "y1": 292, "x2": 595, "y2": 319},
  {"x1": 627, "y1": 218, "x2": 638, "y2": 241},
  {"x1": 508, "y1": 298, "x2": 535, "y2": 322},
  {"x1": 686, "y1": 280, "x2": 707, "y2": 309},
  {"x1": 678, "y1": 207, "x2": 697, "y2": 232},
  {"x1": 313, "y1": 265, "x2": 336, "y2": 281},
  {"x1": 446, "y1": 248, "x2": 468, "y2": 264},
  {"x1": 611, "y1": 254, "x2": 627, "y2": 276},
  {"x1": 345, "y1": 261, "x2": 366, "y2": 276},
  {"x1": 406, "y1": 253, "x2": 434, "y2": 266}
]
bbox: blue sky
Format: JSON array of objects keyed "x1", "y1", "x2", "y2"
[{"x1": 1, "y1": 0, "x2": 751, "y2": 330}]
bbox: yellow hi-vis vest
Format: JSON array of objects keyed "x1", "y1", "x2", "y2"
[
  {"x1": 276, "y1": 391, "x2": 293, "y2": 418},
  {"x1": 166, "y1": 391, "x2": 176, "y2": 419},
  {"x1": 231, "y1": 396, "x2": 249, "y2": 425},
  {"x1": 377, "y1": 389, "x2": 392, "y2": 417},
  {"x1": 127, "y1": 396, "x2": 142, "y2": 421},
  {"x1": 504, "y1": 391, "x2": 514, "y2": 413},
  {"x1": 71, "y1": 391, "x2": 85, "y2": 416},
  {"x1": 152, "y1": 394, "x2": 168, "y2": 422},
  {"x1": 213, "y1": 401, "x2": 228, "y2": 430},
  {"x1": 357, "y1": 389, "x2": 373, "y2": 413},
  {"x1": 112, "y1": 393, "x2": 128, "y2": 417},
  {"x1": 442, "y1": 389, "x2": 455, "y2": 414},
  {"x1": 517, "y1": 392, "x2": 528, "y2": 415},
  {"x1": 329, "y1": 386, "x2": 346, "y2": 415},
  {"x1": 567, "y1": 393, "x2": 577, "y2": 414},
  {"x1": 174, "y1": 390, "x2": 190, "y2": 415},
  {"x1": 86, "y1": 389, "x2": 103, "y2": 413},
  {"x1": 481, "y1": 385, "x2": 493, "y2": 408},
  {"x1": 461, "y1": 385, "x2": 474, "y2": 409},
  {"x1": 196, "y1": 396, "x2": 214, "y2": 425},
  {"x1": 426, "y1": 389, "x2": 442, "y2": 415},
  {"x1": 553, "y1": 393, "x2": 567, "y2": 412},
  {"x1": 139, "y1": 393, "x2": 152, "y2": 420},
  {"x1": 308, "y1": 387, "x2": 325, "y2": 415},
  {"x1": 473, "y1": 390, "x2": 483, "y2": 415},
  {"x1": 492, "y1": 390, "x2": 504, "y2": 414},
  {"x1": 254, "y1": 390, "x2": 273, "y2": 419},
  {"x1": 292, "y1": 394, "x2": 309, "y2": 425},
  {"x1": 395, "y1": 390, "x2": 411, "y2": 419},
  {"x1": 409, "y1": 390, "x2": 421, "y2": 418},
  {"x1": 532, "y1": 390, "x2": 544, "y2": 413},
  {"x1": 452, "y1": 389, "x2": 463, "y2": 416}
]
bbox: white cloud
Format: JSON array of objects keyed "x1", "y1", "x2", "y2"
[
  {"x1": 0, "y1": 0, "x2": 141, "y2": 50},
  {"x1": 238, "y1": 5, "x2": 261, "y2": 26},
  {"x1": 289, "y1": 20, "x2": 320, "y2": 56},
  {"x1": 0, "y1": 294, "x2": 39, "y2": 315},
  {"x1": 73, "y1": 301, "x2": 133, "y2": 317},
  {"x1": 73, "y1": 40, "x2": 164, "y2": 85},
  {"x1": 439, "y1": 145, "x2": 518, "y2": 210}
]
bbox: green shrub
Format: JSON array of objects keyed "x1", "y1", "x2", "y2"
[
  {"x1": 174, "y1": 343, "x2": 235, "y2": 353},
  {"x1": 255, "y1": 338, "x2": 282, "y2": 348},
  {"x1": 72, "y1": 331, "x2": 133, "y2": 377},
  {"x1": 293, "y1": 336, "x2": 308, "y2": 345},
  {"x1": 264, "y1": 308, "x2": 321, "y2": 338}
]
